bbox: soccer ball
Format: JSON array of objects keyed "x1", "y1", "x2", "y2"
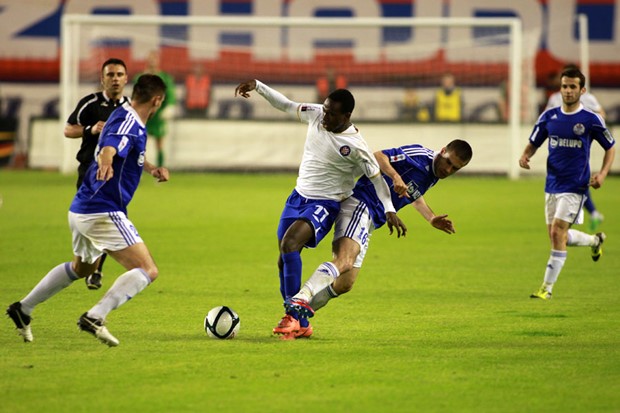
[{"x1": 204, "y1": 306, "x2": 240, "y2": 339}]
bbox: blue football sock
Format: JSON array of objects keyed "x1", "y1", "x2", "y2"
[
  {"x1": 281, "y1": 251, "x2": 302, "y2": 299},
  {"x1": 584, "y1": 195, "x2": 595, "y2": 214},
  {"x1": 278, "y1": 268, "x2": 285, "y2": 300}
]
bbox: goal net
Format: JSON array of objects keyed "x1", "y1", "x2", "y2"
[{"x1": 61, "y1": 15, "x2": 534, "y2": 177}]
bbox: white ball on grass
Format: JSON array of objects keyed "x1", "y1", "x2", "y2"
[{"x1": 204, "y1": 306, "x2": 240, "y2": 339}]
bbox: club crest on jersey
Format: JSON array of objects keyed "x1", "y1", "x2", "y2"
[
  {"x1": 573, "y1": 123, "x2": 585, "y2": 136},
  {"x1": 138, "y1": 151, "x2": 145, "y2": 166},
  {"x1": 549, "y1": 136, "x2": 558, "y2": 149},
  {"x1": 340, "y1": 145, "x2": 351, "y2": 157}
]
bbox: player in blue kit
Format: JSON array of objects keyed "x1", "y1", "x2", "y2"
[
  {"x1": 6, "y1": 74, "x2": 169, "y2": 346},
  {"x1": 545, "y1": 64, "x2": 608, "y2": 231},
  {"x1": 235, "y1": 79, "x2": 406, "y2": 338},
  {"x1": 519, "y1": 67, "x2": 615, "y2": 300},
  {"x1": 283, "y1": 140, "x2": 472, "y2": 338}
]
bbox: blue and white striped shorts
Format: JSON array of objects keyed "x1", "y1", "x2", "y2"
[
  {"x1": 68, "y1": 211, "x2": 143, "y2": 264},
  {"x1": 333, "y1": 196, "x2": 375, "y2": 268}
]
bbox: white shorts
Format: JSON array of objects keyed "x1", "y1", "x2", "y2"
[
  {"x1": 68, "y1": 211, "x2": 143, "y2": 264},
  {"x1": 333, "y1": 196, "x2": 375, "y2": 268},
  {"x1": 545, "y1": 192, "x2": 586, "y2": 225}
]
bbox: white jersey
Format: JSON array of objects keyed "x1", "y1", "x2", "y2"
[
  {"x1": 545, "y1": 91, "x2": 602, "y2": 113},
  {"x1": 295, "y1": 103, "x2": 380, "y2": 201}
]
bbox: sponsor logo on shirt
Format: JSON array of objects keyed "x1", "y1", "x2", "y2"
[
  {"x1": 340, "y1": 145, "x2": 351, "y2": 156},
  {"x1": 549, "y1": 136, "x2": 582, "y2": 149},
  {"x1": 407, "y1": 181, "x2": 422, "y2": 200},
  {"x1": 573, "y1": 123, "x2": 585, "y2": 136},
  {"x1": 118, "y1": 136, "x2": 129, "y2": 153}
]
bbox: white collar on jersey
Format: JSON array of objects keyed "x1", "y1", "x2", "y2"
[
  {"x1": 561, "y1": 102, "x2": 584, "y2": 115},
  {"x1": 124, "y1": 103, "x2": 146, "y2": 128}
]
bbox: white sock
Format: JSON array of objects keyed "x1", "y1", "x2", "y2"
[
  {"x1": 87, "y1": 268, "x2": 151, "y2": 320},
  {"x1": 308, "y1": 284, "x2": 339, "y2": 312},
  {"x1": 542, "y1": 250, "x2": 567, "y2": 292},
  {"x1": 295, "y1": 262, "x2": 340, "y2": 302},
  {"x1": 567, "y1": 229, "x2": 597, "y2": 247},
  {"x1": 21, "y1": 262, "x2": 79, "y2": 315}
]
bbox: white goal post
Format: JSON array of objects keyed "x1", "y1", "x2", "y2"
[{"x1": 60, "y1": 15, "x2": 523, "y2": 177}]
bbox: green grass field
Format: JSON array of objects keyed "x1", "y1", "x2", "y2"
[{"x1": 1, "y1": 170, "x2": 618, "y2": 413}]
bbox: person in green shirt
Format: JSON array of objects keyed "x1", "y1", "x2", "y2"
[{"x1": 134, "y1": 50, "x2": 177, "y2": 167}]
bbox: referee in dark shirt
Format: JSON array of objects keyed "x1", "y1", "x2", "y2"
[{"x1": 64, "y1": 58, "x2": 130, "y2": 290}]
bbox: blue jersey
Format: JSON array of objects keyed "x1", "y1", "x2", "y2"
[
  {"x1": 529, "y1": 105, "x2": 615, "y2": 194},
  {"x1": 353, "y1": 144, "x2": 439, "y2": 228},
  {"x1": 70, "y1": 103, "x2": 147, "y2": 214}
]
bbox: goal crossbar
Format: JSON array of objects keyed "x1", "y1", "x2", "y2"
[{"x1": 60, "y1": 15, "x2": 522, "y2": 177}]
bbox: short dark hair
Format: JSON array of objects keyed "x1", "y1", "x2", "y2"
[
  {"x1": 328, "y1": 89, "x2": 355, "y2": 114},
  {"x1": 101, "y1": 58, "x2": 127, "y2": 73},
  {"x1": 562, "y1": 63, "x2": 579, "y2": 71},
  {"x1": 132, "y1": 74, "x2": 166, "y2": 104},
  {"x1": 446, "y1": 139, "x2": 473, "y2": 163},
  {"x1": 561, "y1": 67, "x2": 586, "y2": 89}
]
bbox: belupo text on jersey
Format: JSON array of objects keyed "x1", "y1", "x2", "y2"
[
  {"x1": 549, "y1": 136, "x2": 583, "y2": 149},
  {"x1": 528, "y1": 106, "x2": 615, "y2": 194}
]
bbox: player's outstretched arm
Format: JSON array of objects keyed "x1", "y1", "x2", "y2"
[
  {"x1": 234, "y1": 80, "x2": 257, "y2": 98},
  {"x1": 412, "y1": 196, "x2": 455, "y2": 234},
  {"x1": 237, "y1": 79, "x2": 299, "y2": 115},
  {"x1": 144, "y1": 160, "x2": 170, "y2": 183}
]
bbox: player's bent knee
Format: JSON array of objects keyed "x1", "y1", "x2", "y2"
[
  {"x1": 279, "y1": 238, "x2": 304, "y2": 254},
  {"x1": 333, "y1": 257, "x2": 355, "y2": 275},
  {"x1": 72, "y1": 259, "x2": 98, "y2": 278}
]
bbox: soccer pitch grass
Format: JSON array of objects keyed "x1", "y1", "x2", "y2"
[{"x1": 1, "y1": 170, "x2": 618, "y2": 413}]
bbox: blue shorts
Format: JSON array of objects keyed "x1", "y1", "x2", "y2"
[{"x1": 277, "y1": 189, "x2": 340, "y2": 248}]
